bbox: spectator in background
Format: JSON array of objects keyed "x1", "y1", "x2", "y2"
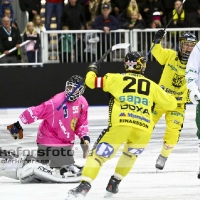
[
  {"x1": 58, "y1": 26, "x2": 74, "y2": 63},
  {"x1": 93, "y1": 2, "x2": 120, "y2": 61},
  {"x1": 77, "y1": 0, "x2": 91, "y2": 21},
  {"x1": 45, "y1": 0, "x2": 63, "y2": 30},
  {"x1": 119, "y1": 0, "x2": 142, "y2": 27},
  {"x1": 150, "y1": 11, "x2": 163, "y2": 28},
  {"x1": 97, "y1": 0, "x2": 112, "y2": 16},
  {"x1": 23, "y1": 22, "x2": 40, "y2": 65},
  {"x1": 93, "y1": 3, "x2": 119, "y2": 34},
  {"x1": 0, "y1": 0, "x2": 14, "y2": 21},
  {"x1": 184, "y1": 0, "x2": 199, "y2": 16},
  {"x1": 32, "y1": 14, "x2": 45, "y2": 62},
  {"x1": 0, "y1": 8, "x2": 19, "y2": 32},
  {"x1": 168, "y1": 0, "x2": 189, "y2": 28},
  {"x1": 140, "y1": 0, "x2": 164, "y2": 28},
  {"x1": 61, "y1": 0, "x2": 86, "y2": 62},
  {"x1": 160, "y1": 0, "x2": 175, "y2": 25},
  {"x1": 19, "y1": 0, "x2": 41, "y2": 22},
  {"x1": 184, "y1": 0, "x2": 200, "y2": 27},
  {"x1": 61, "y1": 0, "x2": 86, "y2": 30},
  {"x1": 89, "y1": 0, "x2": 99, "y2": 22},
  {"x1": 0, "y1": 16, "x2": 22, "y2": 64},
  {"x1": 121, "y1": 11, "x2": 146, "y2": 29},
  {"x1": 189, "y1": 6, "x2": 200, "y2": 27},
  {"x1": 32, "y1": 14, "x2": 46, "y2": 34},
  {"x1": 83, "y1": 21, "x2": 99, "y2": 62},
  {"x1": 111, "y1": 0, "x2": 131, "y2": 17}
]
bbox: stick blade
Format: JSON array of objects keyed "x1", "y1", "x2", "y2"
[{"x1": 111, "y1": 43, "x2": 130, "y2": 51}]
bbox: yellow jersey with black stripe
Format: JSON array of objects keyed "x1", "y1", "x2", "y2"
[
  {"x1": 85, "y1": 71, "x2": 177, "y2": 133},
  {"x1": 151, "y1": 43, "x2": 188, "y2": 103}
]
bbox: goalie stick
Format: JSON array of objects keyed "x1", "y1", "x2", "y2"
[
  {"x1": 146, "y1": 0, "x2": 187, "y2": 58},
  {"x1": 57, "y1": 43, "x2": 130, "y2": 111}
]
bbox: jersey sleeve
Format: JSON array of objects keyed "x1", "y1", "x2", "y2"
[
  {"x1": 186, "y1": 42, "x2": 200, "y2": 91},
  {"x1": 153, "y1": 83, "x2": 177, "y2": 110},
  {"x1": 151, "y1": 43, "x2": 172, "y2": 65},
  {"x1": 74, "y1": 99, "x2": 89, "y2": 139},
  {"x1": 85, "y1": 71, "x2": 98, "y2": 89},
  {"x1": 19, "y1": 99, "x2": 54, "y2": 124},
  {"x1": 85, "y1": 71, "x2": 112, "y2": 92}
]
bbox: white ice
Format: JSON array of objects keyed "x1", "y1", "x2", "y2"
[{"x1": 0, "y1": 105, "x2": 200, "y2": 200}]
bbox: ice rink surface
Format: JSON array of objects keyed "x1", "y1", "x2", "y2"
[{"x1": 0, "y1": 105, "x2": 200, "y2": 200}]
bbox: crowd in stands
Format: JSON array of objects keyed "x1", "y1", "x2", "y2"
[{"x1": 0, "y1": 0, "x2": 200, "y2": 65}]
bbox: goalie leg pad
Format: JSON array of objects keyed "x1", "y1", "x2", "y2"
[
  {"x1": 0, "y1": 158, "x2": 18, "y2": 179},
  {"x1": 19, "y1": 162, "x2": 82, "y2": 183},
  {"x1": 0, "y1": 152, "x2": 27, "y2": 180}
]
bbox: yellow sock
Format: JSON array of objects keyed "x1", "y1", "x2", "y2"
[
  {"x1": 81, "y1": 156, "x2": 102, "y2": 183},
  {"x1": 115, "y1": 152, "x2": 137, "y2": 178},
  {"x1": 160, "y1": 143, "x2": 174, "y2": 158}
]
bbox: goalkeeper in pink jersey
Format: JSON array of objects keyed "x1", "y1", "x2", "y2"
[{"x1": 0, "y1": 75, "x2": 90, "y2": 183}]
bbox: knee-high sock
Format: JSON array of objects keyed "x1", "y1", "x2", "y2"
[
  {"x1": 161, "y1": 142, "x2": 174, "y2": 158},
  {"x1": 115, "y1": 152, "x2": 137, "y2": 179},
  {"x1": 81, "y1": 156, "x2": 102, "y2": 183}
]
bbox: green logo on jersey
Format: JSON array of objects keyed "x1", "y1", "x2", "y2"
[
  {"x1": 187, "y1": 78, "x2": 194, "y2": 83},
  {"x1": 168, "y1": 64, "x2": 178, "y2": 72},
  {"x1": 171, "y1": 112, "x2": 184, "y2": 117},
  {"x1": 119, "y1": 95, "x2": 148, "y2": 106},
  {"x1": 186, "y1": 69, "x2": 198, "y2": 74}
]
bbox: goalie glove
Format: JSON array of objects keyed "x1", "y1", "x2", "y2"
[
  {"x1": 80, "y1": 136, "x2": 90, "y2": 158},
  {"x1": 7, "y1": 121, "x2": 23, "y2": 139},
  {"x1": 87, "y1": 62, "x2": 100, "y2": 75},
  {"x1": 189, "y1": 89, "x2": 200, "y2": 105}
]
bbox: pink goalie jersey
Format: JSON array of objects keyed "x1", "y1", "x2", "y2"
[{"x1": 19, "y1": 92, "x2": 89, "y2": 147}]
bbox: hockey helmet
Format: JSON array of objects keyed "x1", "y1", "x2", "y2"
[
  {"x1": 124, "y1": 51, "x2": 147, "y2": 73},
  {"x1": 65, "y1": 75, "x2": 85, "y2": 101},
  {"x1": 179, "y1": 32, "x2": 197, "y2": 62}
]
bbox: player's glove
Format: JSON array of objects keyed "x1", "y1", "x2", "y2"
[
  {"x1": 189, "y1": 89, "x2": 200, "y2": 105},
  {"x1": 80, "y1": 136, "x2": 90, "y2": 158},
  {"x1": 87, "y1": 62, "x2": 100, "y2": 75},
  {"x1": 153, "y1": 29, "x2": 166, "y2": 44},
  {"x1": 7, "y1": 121, "x2": 23, "y2": 139}
]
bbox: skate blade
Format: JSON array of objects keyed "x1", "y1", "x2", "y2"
[
  {"x1": 104, "y1": 191, "x2": 113, "y2": 198},
  {"x1": 65, "y1": 193, "x2": 84, "y2": 200},
  {"x1": 156, "y1": 168, "x2": 163, "y2": 173}
]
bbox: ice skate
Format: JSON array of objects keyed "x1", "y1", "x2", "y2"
[
  {"x1": 104, "y1": 175, "x2": 121, "y2": 198},
  {"x1": 197, "y1": 167, "x2": 200, "y2": 179},
  {"x1": 155, "y1": 154, "x2": 167, "y2": 171},
  {"x1": 66, "y1": 181, "x2": 91, "y2": 200}
]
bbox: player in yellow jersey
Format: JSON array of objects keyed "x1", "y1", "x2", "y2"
[
  {"x1": 65, "y1": 51, "x2": 177, "y2": 199},
  {"x1": 151, "y1": 30, "x2": 197, "y2": 170}
]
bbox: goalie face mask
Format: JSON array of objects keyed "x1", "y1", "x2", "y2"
[
  {"x1": 65, "y1": 75, "x2": 85, "y2": 102},
  {"x1": 124, "y1": 51, "x2": 147, "y2": 74},
  {"x1": 179, "y1": 32, "x2": 197, "y2": 62}
]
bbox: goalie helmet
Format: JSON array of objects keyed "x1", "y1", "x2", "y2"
[
  {"x1": 179, "y1": 32, "x2": 197, "y2": 62},
  {"x1": 124, "y1": 51, "x2": 147, "y2": 73},
  {"x1": 65, "y1": 75, "x2": 85, "y2": 102}
]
